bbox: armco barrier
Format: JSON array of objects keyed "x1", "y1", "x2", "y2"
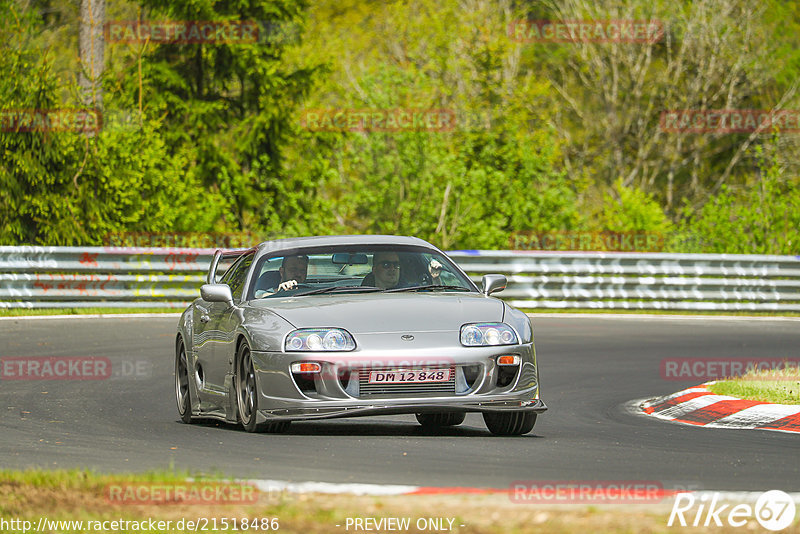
[
  {"x1": 0, "y1": 247, "x2": 213, "y2": 309},
  {"x1": 448, "y1": 250, "x2": 800, "y2": 312},
  {"x1": 1, "y1": 247, "x2": 799, "y2": 311}
]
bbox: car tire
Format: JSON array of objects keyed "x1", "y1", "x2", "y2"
[
  {"x1": 483, "y1": 411, "x2": 536, "y2": 436},
  {"x1": 175, "y1": 338, "x2": 193, "y2": 424},
  {"x1": 235, "y1": 342, "x2": 290, "y2": 434},
  {"x1": 415, "y1": 412, "x2": 466, "y2": 427}
]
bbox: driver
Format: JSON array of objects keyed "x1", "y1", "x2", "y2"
[
  {"x1": 371, "y1": 251, "x2": 401, "y2": 289},
  {"x1": 276, "y1": 254, "x2": 309, "y2": 291}
]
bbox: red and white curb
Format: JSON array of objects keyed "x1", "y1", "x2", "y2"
[{"x1": 639, "y1": 383, "x2": 800, "y2": 433}]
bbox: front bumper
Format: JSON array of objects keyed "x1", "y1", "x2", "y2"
[
  {"x1": 255, "y1": 398, "x2": 547, "y2": 422},
  {"x1": 247, "y1": 342, "x2": 546, "y2": 423}
]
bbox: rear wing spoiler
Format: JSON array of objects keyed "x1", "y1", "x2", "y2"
[{"x1": 206, "y1": 248, "x2": 253, "y2": 284}]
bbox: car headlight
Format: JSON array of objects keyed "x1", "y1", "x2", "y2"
[
  {"x1": 285, "y1": 328, "x2": 356, "y2": 351},
  {"x1": 460, "y1": 323, "x2": 518, "y2": 346}
]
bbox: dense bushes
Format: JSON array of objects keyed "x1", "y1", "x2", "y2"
[{"x1": 1, "y1": 0, "x2": 798, "y2": 253}]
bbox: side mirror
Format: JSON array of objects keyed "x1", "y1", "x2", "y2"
[
  {"x1": 481, "y1": 274, "x2": 507, "y2": 296},
  {"x1": 201, "y1": 283, "x2": 233, "y2": 305}
]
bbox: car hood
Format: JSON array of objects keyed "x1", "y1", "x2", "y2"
[{"x1": 248, "y1": 292, "x2": 504, "y2": 334}]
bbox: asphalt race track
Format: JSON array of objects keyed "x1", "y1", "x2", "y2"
[{"x1": 1, "y1": 315, "x2": 798, "y2": 492}]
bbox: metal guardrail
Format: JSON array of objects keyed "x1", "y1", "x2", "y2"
[
  {"x1": 0, "y1": 247, "x2": 212, "y2": 309},
  {"x1": 448, "y1": 250, "x2": 800, "y2": 312},
  {"x1": 1, "y1": 246, "x2": 799, "y2": 311}
]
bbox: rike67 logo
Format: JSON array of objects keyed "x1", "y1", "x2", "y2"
[{"x1": 668, "y1": 490, "x2": 796, "y2": 531}]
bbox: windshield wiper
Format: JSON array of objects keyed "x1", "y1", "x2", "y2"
[
  {"x1": 295, "y1": 286, "x2": 385, "y2": 296},
  {"x1": 385, "y1": 284, "x2": 471, "y2": 293}
]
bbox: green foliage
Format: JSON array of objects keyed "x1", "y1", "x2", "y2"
[
  {"x1": 78, "y1": 117, "x2": 220, "y2": 242},
  {"x1": 601, "y1": 179, "x2": 673, "y2": 233},
  {"x1": 4, "y1": 0, "x2": 800, "y2": 254},
  {"x1": 673, "y1": 142, "x2": 800, "y2": 254},
  {"x1": 319, "y1": 80, "x2": 581, "y2": 250},
  {"x1": 118, "y1": 0, "x2": 326, "y2": 236},
  {"x1": 0, "y1": 1, "x2": 86, "y2": 244},
  {"x1": 294, "y1": 2, "x2": 585, "y2": 249},
  {"x1": 1, "y1": 0, "x2": 327, "y2": 245},
  {"x1": 0, "y1": 1, "x2": 222, "y2": 244}
]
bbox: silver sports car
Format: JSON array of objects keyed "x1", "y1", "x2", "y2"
[{"x1": 175, "y1": 235, "x2": 546, "y2": 435}]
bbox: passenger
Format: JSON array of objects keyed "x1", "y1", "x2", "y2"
[
  {"x1": 370, "y1": 251, "x2": 401, "y2": 289},
  {"x1": 428, "y1": 258, "x2": 444, "y2": 285}
]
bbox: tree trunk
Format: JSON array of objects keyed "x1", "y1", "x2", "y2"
[{"x1": 79, "y1": 0, "x2": 105, "y2": 111}]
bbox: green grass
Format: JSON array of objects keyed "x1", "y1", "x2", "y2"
[
  {"x1": 708, "y1": 367, "x2": 800, "y2": 404},
  {"x1": 0, "y1": 469, "x2": 694, "y2": 534}
]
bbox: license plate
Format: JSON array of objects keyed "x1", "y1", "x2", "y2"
[{"x1": 368, "y1": 368, "x2": 451, "y2": 384}]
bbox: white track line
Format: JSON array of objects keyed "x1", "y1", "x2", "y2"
[
  {"x1": 246, "y1": 479, "x2": 419, "y2": 496},
  {"x1": 241, "y1": 479, "x2": 800, "y2": 502}
]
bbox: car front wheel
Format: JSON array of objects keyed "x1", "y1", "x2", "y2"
[
  {"x1": 483, "y1": 411, "x2": 536, "y2": 436},
  {"x1": 175, "y1": 338, "x2": 193, "y2": 424},
  {"x1": 235, "y1": 342, "x2": 290, "y2": 433}
]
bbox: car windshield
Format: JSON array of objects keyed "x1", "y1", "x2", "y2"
[{"x1": 248, "y1": 245, "x2": 475, "y2": 299}]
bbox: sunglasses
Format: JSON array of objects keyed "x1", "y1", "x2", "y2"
[{"x1": 379, "y1": 261, "x2": 400, "y2": 269}]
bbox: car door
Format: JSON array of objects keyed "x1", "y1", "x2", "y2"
[
  {"x1": 193, "y1": 253, "x2": 238, "y2": 379},
  {"x1": 192, "y1": 294, "x2": 225, "y2": 409},
  {"x1": 203, "y1": 252, "x2": 254, "y2": 397}
]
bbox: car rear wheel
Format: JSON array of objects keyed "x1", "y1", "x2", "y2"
[
  {"x1": 235, "y1": 342, "x2": 290, "y2": 434},
  {"x1": 175, "y1": 338, "x2": 193, "y2": 424},
  {"x1": 415, "y1": 412, "x2": 466, "y2": 427},
  {"x1": 483, "y1": 411, "x2": 536, "y2": 436}
]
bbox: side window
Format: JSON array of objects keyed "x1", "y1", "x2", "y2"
[
  {"x1": 212, "y1": 256, "x2": 237, "y2": 283},
  {"x1": 223, "y1": 253, "x2": 254, "y2": 301}
]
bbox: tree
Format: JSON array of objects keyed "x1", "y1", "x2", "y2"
[
  {"x1": 120, "y1": 0, "x2": 325, "y2": 236},
  {"x1": 532, "y1": 0, "x2": 797, "y2": 213},
  {"x1": 674, "y1": 141, "x2": 800, "y2": 254},
  {"x1": 292, "y1": 0, "x2": 585, "y2": 249},
  {"x1": 78, "y1": 0, "x2": 105, "y2": 110},
  {"x1": 0, "y1": 1, "x2": 212, "y2": 244}
]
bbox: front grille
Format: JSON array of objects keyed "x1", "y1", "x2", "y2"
[{"x1": 357, "y1": 366, "x2": 456, "y2": 398}]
